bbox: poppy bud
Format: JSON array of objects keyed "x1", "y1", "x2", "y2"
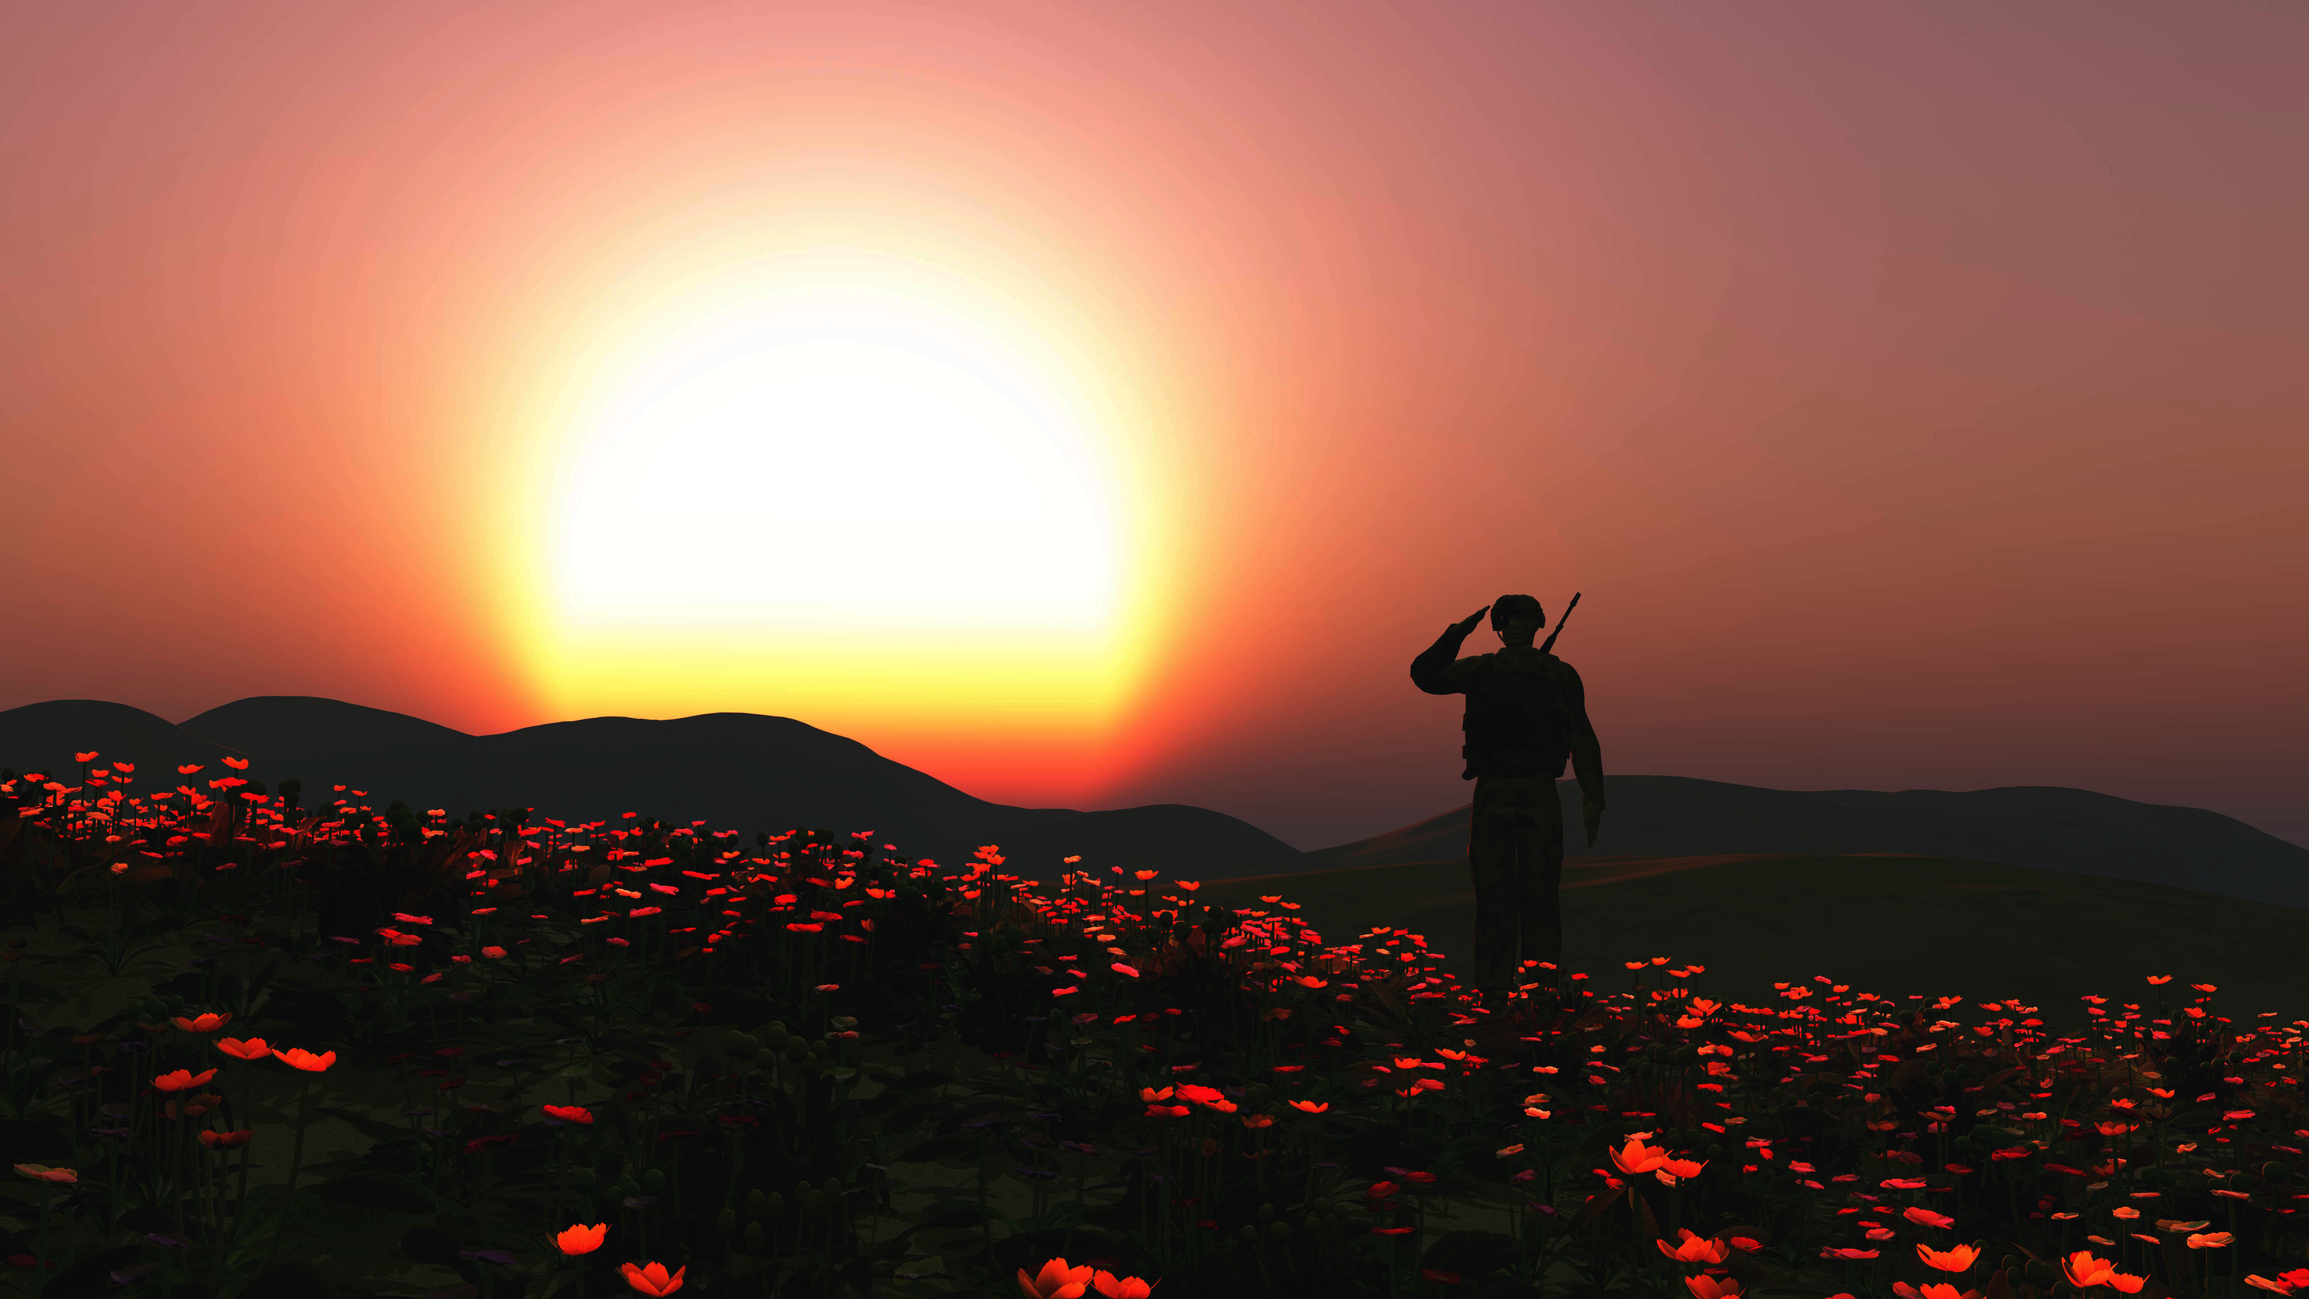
[
  {"x1": 723, "y1": 1032, "x2": 759, "y2": 1061},
  {"x1": 745, "y1": 1188, "x2": 766, "y2": 1219},
  {"x1": 783, "y1": 1038, "x2": 809, "y2": 1064},
  {"x1": 1239, "y1": 1223, "x2": 1258, "y2": 1243},
  {"x1": 642, "y1": 1169, "x2": 665, "y2": 1194},
  {"x1": 2263, "y1": 1162, "x2": 2292, "y2": 1184},
  {"x1": 805, "y1": 1187, "x2": 825, "y2": 1215},
  {"x1": 1258, "y1": 1203, "x2": 1275, "y2": 1223},
  {"x1": 716, "y1": 1208, "x2": 735, "y2": 1235},
  {"x1": 763, "y1": 1022, "x2": 790, "y2": 1047},
  {"x1": 1270, "y1": 1219, "x2": 1292, "y2": 1243},
  {"x1": 766, "y1": 1191, "x2": 784, "y2": 1217},
  {"x1": 744, "y1": 1220, "x2": 763, "y2": 1249}
]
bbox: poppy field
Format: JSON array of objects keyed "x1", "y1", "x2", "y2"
[{"x1": 0, "y1": 753, "x2": 2303, "y2": 1299}]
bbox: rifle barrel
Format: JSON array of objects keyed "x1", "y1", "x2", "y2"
[{"x1": 1538, "y1": 591, "x2": 1581, "y2": 654}]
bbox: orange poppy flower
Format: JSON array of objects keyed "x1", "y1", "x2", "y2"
[
  {"x1": 2063, "y1": 1251, "x2": 2118, "y2": 1288},
  {"x1": 554, "y1": 1222, "x2": 608, "y2": 1255},
  {"x1": 172, "y1": 1013, "x2": 232, "y2": 1034},
  {"x1": 619, "y1": 1260, "x2": 684, "y2": 1295},
  {"x1": 1687, "y1": 1276, "x2": 1742, "y2": 1299},
  {"x1": 14, "y1": 1164, "x2": 75, "y2": 1184},
  {"x1": 1019, "y1": 1257, "x2": 1095, "y2": 1299},
  {"x1": 197, "y1": 1129, "x2": 253, "y2": 1150},
  {"x1": 1919, "y1": 1243, "x2": 1980, "y2": 1272},
  {"x1": 215, "y1": 1037, "x2": 272, "y2": 1061},
  {"x1": 1609, "y1": 1137, "x2": 1669, "y2": 1176},
  {"x1": 2188, "y1": 1233, "x2": 2236, "y2": 1250},
  {"x1": 153, "y1": 1068, "x2": 220, "y2": 1092},
  {"x1": 1915, "y1": 1286, "x2": 1981, "y2": 1299},
  {"x1": 271, "y1": 1047, "x2": 337, "y2": 1072},
  {"x1": 1903, "y1": 1205, "x2": 1956, "y2": 1230},
  {"x1": 1289, "y1": 1100, "x2": 1329, "y2": 1114},
  {"x1": 543, "y1": 1104, "x2": 594, "y2": 1124}
]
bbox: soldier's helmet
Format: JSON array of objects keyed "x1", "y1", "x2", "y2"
[{"x1": 1489, "y1": 594, "x2": 1545, "y2": 634}]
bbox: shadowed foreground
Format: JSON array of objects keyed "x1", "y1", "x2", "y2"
[{"x1": 1203, "y1": 852, "x2": 2309, "y2": 1016}]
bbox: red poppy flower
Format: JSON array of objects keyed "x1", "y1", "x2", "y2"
[
  {"x1": 1687, "y1": 1277, "x2": 1741, "y2": 1299},
  {"x1": 543, "y1": 1104, "x2": 594, "y2": 1124},
  {"x1": 1092, "y1": 1272, "x2": 1155, "y2": 1299},
  {"x1": 1919, "y1": 1243, "x2": 1980, "y2": 1272},
  {"x1": 215, "y1": 1037, "x2": 271, "y2": 1060},
  {"x1": 153, "y1": 1068, "x2": 219, "y2": 1092},
  {"x1": 172, "y1": 1013, "x2": 231, "y2": 1034},
  {"x1": 13, "y1": 1164, "x2": 75, "y2": 1184},
  {"x1": 1019, "y1": 1257, "x2": 1094, "y2": 1298},
  {"x1": 197, "y1": 1129, "x2": 253, "y2": 1150},
  {"x1": 1659, "y1": 1229, "x2": 1730, "y2": 1264},
  {"x1": 271, "y1": 1047, "x2": 336, "y2": 1072},
  {"x1": 554, "y1": 1223, "x2": 608, "y2": 1255},
  {"x1": 619, "y1": 1260, "x2": 684, "y2": 1295},
  {"x1": 1903, "y1": 1205, "x2": 1956, "y2": 1230}
]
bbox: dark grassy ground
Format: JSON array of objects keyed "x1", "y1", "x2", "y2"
[{"x1": 1202, "y1": 852, "x2": 2309, "y2": 1023}]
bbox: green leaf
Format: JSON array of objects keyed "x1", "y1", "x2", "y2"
[
  {"x1": 317, "y1": 1106, "x2": 411, "y2": 1146},
  {"x1": 289, "y1": 1169, "x2": 437, "y2": 1232},
  {"x1": 894, "y1": 1134, "x2": 979, "y2": 1164}
]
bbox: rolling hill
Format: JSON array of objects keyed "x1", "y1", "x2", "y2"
[
  {"x1": 4, "y1": 696, "x2": 2304, "y2": 910},
  {"x1": 0, "y1": 697, "x2": 1300, "y2": 878},
  {"x1": 1201, "y1": 853, "x2": 2309, "y2": 1019}
]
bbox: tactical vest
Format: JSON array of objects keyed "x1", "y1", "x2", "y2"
[{"x1": 1461, "y1": 648, "x2": 1574, "y2": 780}]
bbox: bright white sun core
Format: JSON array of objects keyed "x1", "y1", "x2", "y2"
[{"x1": 550, "y1": 286, "x2": 1119, "y2": 634}]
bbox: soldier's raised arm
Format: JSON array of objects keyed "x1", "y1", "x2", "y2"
[{"x1": 1410, "y1": 606, "x2": 1490, "y2": 695}]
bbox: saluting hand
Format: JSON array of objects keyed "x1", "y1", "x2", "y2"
[{"x1": 1454, "y1": 605, "x2": 1489, "y2": 636}]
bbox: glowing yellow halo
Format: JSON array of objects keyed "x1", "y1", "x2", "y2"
[{"x1": 551, "y1": 285, "x2": 1118, "y2": 633}]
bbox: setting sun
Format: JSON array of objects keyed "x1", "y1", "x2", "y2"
[{"x1": 551, "y1": 283, "x2": 1118, "y2": 630}]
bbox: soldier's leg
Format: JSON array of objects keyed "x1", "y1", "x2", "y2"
[
  {"x1": 1467, "y1": 778, "x2": 1518, "y2": 990},
  {"x1": 1524, "y1": 781, "x2": 1567, "y2": 983}
]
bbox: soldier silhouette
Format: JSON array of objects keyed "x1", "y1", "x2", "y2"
[{"x1": 1410, "y1": 594, "x2": 1605, "y2": 995}]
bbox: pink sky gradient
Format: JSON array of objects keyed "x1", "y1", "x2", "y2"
[{"x1": 6, "y1": 1, "x2": 2305, "y2": 850}]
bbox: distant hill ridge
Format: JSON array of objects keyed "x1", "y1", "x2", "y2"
[{"x1": 2, "y1": 695, "x2": 2304, "y2": 908}]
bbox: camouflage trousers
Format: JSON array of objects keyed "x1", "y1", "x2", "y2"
[{"x1": 1467, "y1": 774, "x2": 1564, "y2": 990}]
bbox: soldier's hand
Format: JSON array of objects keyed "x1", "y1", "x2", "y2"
[
  {"x1": 1581, "y1": 795, "x2": 1605, "y2": 848},
  {"x1": 1455, "y1": 605, "x2": 1490, "y2": 635}
]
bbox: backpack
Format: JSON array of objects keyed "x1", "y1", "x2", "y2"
[{"x1": 1459, "y1": 649, "x2": 1573, "y2": 779}]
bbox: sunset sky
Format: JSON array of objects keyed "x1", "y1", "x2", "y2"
[{"x1": 7, "y1": 1, "x2": 2305, "y2": 852}]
